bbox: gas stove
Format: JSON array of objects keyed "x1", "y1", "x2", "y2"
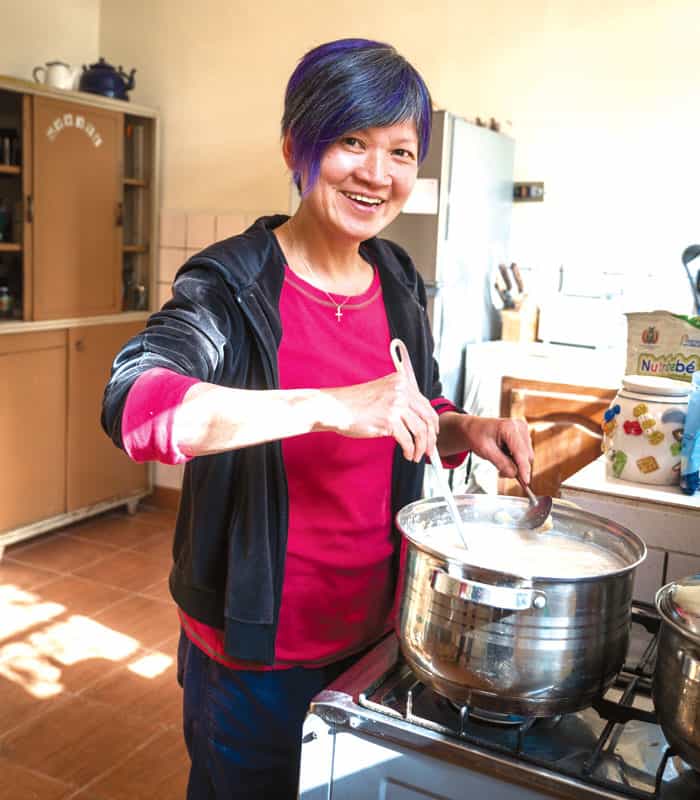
[{"x1": 299, "y1": 604, "x2": 700, "y2": 799}]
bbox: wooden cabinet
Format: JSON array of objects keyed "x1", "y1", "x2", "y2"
[
  {"x1": 500, "y1": 376, "x2": 617, "y2": 498},
  {"x1": 0, "y1": 80, "x2": 157, "y2": 322},
  {"x1": 0, "y1": 331, "x2": 66, "y2": 532},
  {"x1": 66, "y1": 321, "x2": 148, "y2": 511},
  {"x1": 0, "y1": 80, "x2": 157, "y2": 552},
  {"x1": 32, "y1": 97, "x2": 123, "y2": 320}
]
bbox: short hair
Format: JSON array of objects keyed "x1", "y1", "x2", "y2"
[{"x1": 282, "y1": 38, "x2": 432, "y2": 194}]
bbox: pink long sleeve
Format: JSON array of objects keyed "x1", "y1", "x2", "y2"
[{"x1": 121, "y1": 367, "x2": 201, "y2": 465}]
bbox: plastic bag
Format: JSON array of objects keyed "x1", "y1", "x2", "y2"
[{"x1": 680, "y1": 372, "x2": 700, "y2": 494}]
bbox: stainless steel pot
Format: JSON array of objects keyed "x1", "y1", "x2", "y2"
[
  {"x1": 396, "y1": 494, "x2": 646, "y2": 717},
  {"x1": 654, "y1": 575, "x2": 700, "y2": 770}
]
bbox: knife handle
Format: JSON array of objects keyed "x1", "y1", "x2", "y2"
[
  {"x1": 494, "y1": 280, "x2": 507, "y2": 305},
  {"x1": 510, "y1": 262, "x2": 524, "y2": 293},
  {"x1": 498, "y1": 263, "x2": 512, "y2": 291}
]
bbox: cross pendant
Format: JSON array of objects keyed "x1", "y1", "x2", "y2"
[{"x1": 335, "y1": 306, "x2": 343, "y2": 322}]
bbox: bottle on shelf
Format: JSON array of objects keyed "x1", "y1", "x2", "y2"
[
  {"x1": 0, "y1": 284, "x2": 13, "y2": 318},
  {"x1": 0, "y1": 198, "x2": 11, "y2": 242}
]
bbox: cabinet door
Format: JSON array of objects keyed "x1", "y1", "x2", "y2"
[
  {"x1": 32, "y1": 97, "x2": 123, "y2": 320},
  {"x1": 66, "y1": 321, "x2": 147, "y2": 511},
  {"x1": 500, "y1": 377, "x2": 617, "y2": 498},
  {"x1": 0, "y1": 331, "x2": 66, "y2": 532}
]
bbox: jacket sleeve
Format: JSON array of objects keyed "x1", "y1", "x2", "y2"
[{"x1": 101, "y1": 264, "x2": 245, "y2": 450}]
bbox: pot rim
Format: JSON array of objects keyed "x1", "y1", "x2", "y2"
[
  {"x1": 655, "y1": 580, "x2": 700, "y2": 644},
  {"x1": 396, "y1": 494, "x2": 647, "y2": 583}
]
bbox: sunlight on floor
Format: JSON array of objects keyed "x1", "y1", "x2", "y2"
[
  {"x1": 0, "y1": 584, "x2": 65, "y2": 640},
  {"x1": 129, "y1": 651, "x2": 173, "y2": 678},
  {"x1": 0, "y1": 583, "x2": 171, "y2": 698}
]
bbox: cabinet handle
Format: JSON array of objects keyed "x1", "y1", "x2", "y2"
[
  {"x1": 26, "y1": 194, "x2": 33, "y2": 223},
  {"x1": 75, "y1": 339, "x2": 84, "y2": 352},
  {"x1": 116, "y1": 202, "x2": 123, "y2": 227}
]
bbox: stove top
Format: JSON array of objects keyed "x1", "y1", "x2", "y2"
[{"x1": 311, "y1": 603, "x2": 700, "y2": 800}]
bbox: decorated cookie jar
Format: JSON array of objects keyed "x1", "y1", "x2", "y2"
[{"x1": 602, "y1": 375, "x2": 691, "y2": 485}]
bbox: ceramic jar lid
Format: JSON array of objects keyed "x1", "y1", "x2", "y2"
[
  {"x1": 656, "y1": 574, "x2": 700, "y2": 642},
  {"x1": 621, "y1": 374, "x2": 692, "y2": 398}
]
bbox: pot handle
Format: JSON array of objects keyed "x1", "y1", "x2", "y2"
[
  {"x1": 681, "y1": 651, "x2": 700, "y2": 682},
  {"x1": 431, "y1": 569, "x2": 547, "y2": 611}
]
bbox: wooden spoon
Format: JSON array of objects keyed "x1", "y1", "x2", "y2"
[{"x1": 389, "y1": 339, "x2": 470, "y2": 550}]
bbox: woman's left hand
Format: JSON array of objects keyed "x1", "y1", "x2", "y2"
[{"x1": 459, "y1": 415, "x2": 534, "y2": 483}]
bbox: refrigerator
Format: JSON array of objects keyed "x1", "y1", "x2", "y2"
[{"x1": 381, "y1": 110, "x2": 515, "y2": 405}]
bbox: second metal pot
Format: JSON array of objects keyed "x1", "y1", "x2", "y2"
[
  {"x1": 396, "y1": 494, "x2": 646, "y2": 717},
  {"x1": 654, "y1": 576, "x2": 700, "y2": 771}
]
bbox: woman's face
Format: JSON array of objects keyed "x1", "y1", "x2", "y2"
[{"x1": 300, "y1": 119, "x2": 420, "y2": 244}]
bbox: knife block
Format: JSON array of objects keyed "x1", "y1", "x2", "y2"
[{"x1": 499, "y1": 297, "x2": 539, "y2": 342}]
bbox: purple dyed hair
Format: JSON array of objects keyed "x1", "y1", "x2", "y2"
[{"x1": 281, "y1": 38, "x2": 433, "y2": 193}]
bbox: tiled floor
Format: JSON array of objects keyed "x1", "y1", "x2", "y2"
[{"x1": 0, "y1": 505, "x2": 189, "y2": 800}]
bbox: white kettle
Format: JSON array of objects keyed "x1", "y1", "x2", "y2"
[{"x1": 33, "y1": 61, "x2": 80, "y2": 90}]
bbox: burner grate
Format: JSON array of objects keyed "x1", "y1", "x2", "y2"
[{"x1": 358, "y1": 603, "x2": 698, "y2": 800}]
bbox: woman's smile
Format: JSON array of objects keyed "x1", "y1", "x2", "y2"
[{"x1": 305, "y1": 120, "x2": 419, "y2": 241}]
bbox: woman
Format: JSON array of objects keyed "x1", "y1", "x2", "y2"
[{"x1": 102, "y1": 38, "x2": 532, "y2": 800}]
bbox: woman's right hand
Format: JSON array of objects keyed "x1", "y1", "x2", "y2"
[{"x1": 315, "y1": 372, "x2": 439, "y2": 463}]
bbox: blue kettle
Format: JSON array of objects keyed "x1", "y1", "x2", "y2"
[{"x1": 79, "y1": 57, "x2": 136, "y2": 101}]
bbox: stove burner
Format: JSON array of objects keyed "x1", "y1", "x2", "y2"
[
  {"x1": 355, "y1": 602, "x2": 700, "y2": 799},
  {"x1": 442, "y1": 698, "x2": 527, "y2": 727},
  {"x1": 462, "y1": 707, "x2": 528, "y2": 727}
]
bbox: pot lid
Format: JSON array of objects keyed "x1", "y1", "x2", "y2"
[
  {"x1": 621, "y1": 374, "x2": 692, "y2": 397},
  {"x1": 656, "y1": 574, "x2": 700, "y2": 641}
]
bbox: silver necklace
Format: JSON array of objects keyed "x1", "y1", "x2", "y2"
[{"x1": 287, "y1": 223, "x2": 352, "y2": 322}]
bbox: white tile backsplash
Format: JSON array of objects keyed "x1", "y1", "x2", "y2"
[
  {"x1": 186, "y1": 213, "x2": 216, "y2": 249},
  {"x1": 216, "y1": 213, "x2": 246, "y2": 240},
  {"x1": 156, "y1": 282, "x2": 173, "y2": 309},
  {"x1": 154, "y1": 462, "x2": 185, "y2": 490},
  {"x1": 159, "y1": 247, "x2": 184, "y2": 284},
  {"x1": 159, "y1": 211, "x2": 186, "y2": 249}
]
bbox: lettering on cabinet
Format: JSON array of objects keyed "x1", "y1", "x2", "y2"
[{"x1": 46, "y1": 114, "x2": 103, "y2": 147}]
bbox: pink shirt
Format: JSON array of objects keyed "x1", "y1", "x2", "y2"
[{"x1": 122, "y1": 265, "x2": 466, "y2": 669}]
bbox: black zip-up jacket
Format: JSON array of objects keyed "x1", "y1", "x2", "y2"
[{"x1": 102, "y1": 215, "x2": 446, "y2": 664}]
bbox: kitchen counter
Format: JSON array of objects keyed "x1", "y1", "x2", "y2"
[
  {"x1": 0, "y1": 311, "x2": 149, "y2": 334},
  {"x1": 561, "y1": 456, "x2": 700, "y2": 603}
]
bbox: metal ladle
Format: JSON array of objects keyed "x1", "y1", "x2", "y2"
[
  {"x1": 389, "y1": 339, "x2": 470, "y2": 550},
  {"x1": 515, "y1": 474, "x2": 553, "y2": 529}
]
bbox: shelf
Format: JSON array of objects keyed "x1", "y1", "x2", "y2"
[
  {"x1": 0, "y1": 242, "x2": 21, "y2": 252},
  {"x1": 122, "y1": 244, "x2": 148, "y2": 254},
  {"x1": 0, "y1": 165, "x2": 20, "y2": 176},
  {"x1": 123, "y1": 177, "x2": 147, "y2": 188}
]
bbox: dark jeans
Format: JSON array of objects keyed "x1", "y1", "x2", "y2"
[{"x1": 177, "y1": 629, "x2": 360, "y2": 800}]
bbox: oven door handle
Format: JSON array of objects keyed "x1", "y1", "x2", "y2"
[{"x1": 430, "y1": 569, "x2": 547, "y2": 611}]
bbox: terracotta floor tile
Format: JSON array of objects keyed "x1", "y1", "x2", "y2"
[
  {"x1": 8, "y1": 534, "x2": 112, "y2": 575},
  {"x1": 31, "y1": 575, "x2": 128, "y2": 618},
  {"x1": 75, "y1": 728, "x2": 188, "y2": 800},
  {"x1": 128, "y1": 507, "x2": 177, "y2": 528},
  {"x1": 82, "y1": 646, "x2": 182, "y2": 729},
  {"x1": 0, "y1": 558, "x2": 57, "y2": 591},
  {"x1": 129, "y1": 529, "x2": 173, "y2": 560},
  {"x1": 0, "y1": 678, "x2": 67, "y2": 737},
  {"x1": 0, "y1": 756, "x2": 74, "y2": 799},
  {"x1": 64, "y1": 513, "x2": 171, "y2": 550},
  {"x1": 2, "y1": 694, "x2": 160, "y2": 788},
  {"x1": 93, "y1": 595, "x2": 179, "y2": 650},
  {"x1": 73, "y1": 549, "x2": 170, "y2": 593},
  {"x1": 139, "y1": 577, "x2": 172, "y2": 604}
]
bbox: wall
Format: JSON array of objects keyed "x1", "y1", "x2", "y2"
[
  {"x1": 98, "y1": 0, "x2": 700, "y2": 313},
  {"x1": 0, "y1": 0, "x2": 100, "y2": 80}
]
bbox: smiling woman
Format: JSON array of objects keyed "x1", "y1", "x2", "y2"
[{"x1": 100, "y1": 36, "x2": 534, "y2": 800}]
